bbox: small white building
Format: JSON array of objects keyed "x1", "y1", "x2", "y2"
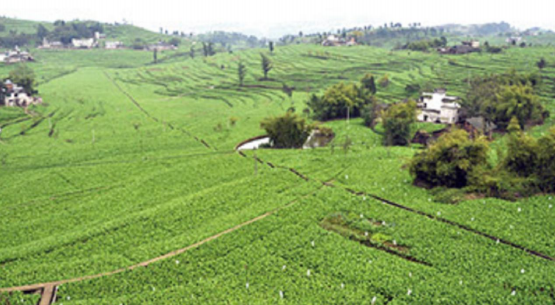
[
  {"x1": 2, "y1": 80, "x2": 41, "y2": 107},
  {"x1": 72, "y1": 38, "x2": 96, "y2": 49},
  {"x1": 417, "y1": 89, "x2": 461, "y2": 124},
  {"x1": 105, "y1": 41, "x2": 124, "y2": 49},
  {"x1": 0, "y1": 47, "x2": 34, "y2": 64}
]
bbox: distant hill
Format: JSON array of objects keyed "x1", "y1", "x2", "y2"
[{"x1": 0, "y1": 17, "x2": 182, "y2": 49}]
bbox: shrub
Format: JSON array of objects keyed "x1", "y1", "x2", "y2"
[
  {"x1": 382, "y1": 101, "x2": 417, "y2": 146},
  {"x1": 307, "y1": 82, "x2": 369, "y2": 121},
  {"x1": 260, "y1": 112, "x2": 313, "y2": 148},
  {"x1": 409, "y1": 129, "x2": 490, "y2": 188},
  {"x1": 536, "y1": 128, "x2": 555, "y2": 192}
]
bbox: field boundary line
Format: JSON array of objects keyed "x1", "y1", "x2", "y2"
[
  {"x1": 0, "y1": 186, "x2": 323, "y2": 296},
  {"x1": 239, "y1": 153, "x2": 555, "y2": 262}
]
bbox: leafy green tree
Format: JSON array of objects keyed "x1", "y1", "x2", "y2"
[
  {"x1": 537, "y1": 58, "x2": 546, "y2": 70},
  {"x1": 378, "y1": 74, "x2": 390, "y2": 88},
  {"x1": 168, "y1": 37, "x2": 181, "y2": 46},
  {"x1": 238, "y1": 61, "x2": 247, "y2": 87},
  {"x1": 381, "y1": 100, "x2": 417, "y2": 146},
  {"x1": 307, "y1": 82, "x2": 367, "y2": 121},
  {"x1": 260, "y1": 112, "x2": 313, "y2": 148},
  {"x1": 536, "y1": 128, "x2": 555, "y2": 192},
  {"x1": 410, "y1": 129, "x2": 490, "y2": 188},
  {"x1": 9, "y1": 65, "x2": 36, "y2": 94},
  {"x1": 503, "y1": 118, "x2": 539, "y2": 177},
  {"x1": 36, "y1": 24, "x2": 49, "y2": 40},
  {"x1": 361, "y1": 74, "x2": 377, "y2": 95},
  {"x1": 489, "y1": 84, "x2": 543, "y2": 129},
  {"x1": 260, "y1": 53, "x2": 273, "y2": 80}
]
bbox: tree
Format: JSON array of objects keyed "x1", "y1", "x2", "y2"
[
  {"x1": 168, "y1": 37, "x2": 181, "y2": 46},
  {"x1": 153, "y1": 49, "x2": 158, "y2": 63},
  {"x1": 260, "y1": 112, "x2": 313, "y2": 148},
  {"x1": 307, "y1": 82, "x2": 368, "y2": 121},
  {"x1": 536, "y1": 128, "x2": 555, "y2": 192},
  {"x1": 537, "y1": 58, "x2": 546, "y2": 70},
  {"x1": 489, "y1": 84, "x2": 544, "y2": 129},
  {"x1": 410, "y1": 129, "x2": 490, "y2": 188},
  {"x1": 36, "y1": 24, "x2": 49, "y2": 40},
  {"x1": 238, "y1": 61, "x2": 247, "y2": 87},
  {"x1": 503, "y1": 119, "x2": 539, "y2": 177},
  {"x1": 361, "y1": 74, "x2": 377, "y2": 95},
  {"x1": 269, "y1": 41, "x2": 274, "y2": 53},
  {"x1": 9, "y1": 65, "x2": 36, "y2": 94},
  {"x1": 260, "y1": 53, "x2": 273, "y2": 80},
  {"x1": 378, "y1": 74, "x2": 390, "y2": 88},
  {"x1": 381, "y1": 101, "x2": 417, "y2": 146}
]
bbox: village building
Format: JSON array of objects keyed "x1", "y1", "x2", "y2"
[
  {"x1": 105, "y1": 41, "x2": 124, "y2": 49},
  {"x1": 72, "y1": 38, "x2": 96, "y2": 49},
  {"x1": 506, "y1": 36, "x2": 523, "y2": 44},
  {"x1": 40, "y1": 38, "x2": 65, "y2": 49},
  {"x1": 1, "y1": 80, "x2": 42, "y2": 107},
  {"x1": 462, "y1": 40, "x2": 480, "y2": 48},
  {"x1": 321, "y1": 35, "x2": 357, "y2": 47},
  {"x1": 417, "y1": 89, "x2": 461, "y2": 124},
  {"x1": 146, "y1": 41, "x2": 177, "y2": 51},
  {"x1": 0, "y1": 47, "x2": 34, "y2": 64}
]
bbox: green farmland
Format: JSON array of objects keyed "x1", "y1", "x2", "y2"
[{"x1": 1, "y1": 42, "x2": 554, "y2": 304}]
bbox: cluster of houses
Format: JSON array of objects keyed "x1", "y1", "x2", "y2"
[
  {"x1": 412, "y1": 88, "x2": 496, "y2": 145},
  {"x1": 0, "y1": 47, "x2": 34, "y2": 64},
  {"x1": 321, "y1": 35, "x2": 357, "y2": 47},
  {"x1": 1, "y1": 80, "x2": 42, "y2": 107},
  {"x1": 41, "y1": 32, "x2": 177, "y2": 51},
  {"x1": 438, "y1": 40, "x2": 480, "y2": 55}
]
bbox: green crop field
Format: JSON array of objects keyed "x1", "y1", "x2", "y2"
[{"x1": 1, "y1": 32, "x2": 554, "y2": 305}]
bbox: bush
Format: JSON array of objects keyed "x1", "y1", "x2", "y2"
[
  {"x1": 409, "y1": 129, "x2": 490, "y2": 188},
  {"x1": 308, "y1": 82, "x2": 369, "y2": 121},
  {"x1": 260, "y1": 112, "x2": 313, "y2": 148},
  {"x1": 382, "y1": 101, "x2": 417, "y2": 146},
  {"x1": 537, "y1": 128, "x2": 555, "y2": 192}
]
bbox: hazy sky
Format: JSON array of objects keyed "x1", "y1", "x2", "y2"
[{"x1": 3, "y1": 0, "x2": 554, "y2": 38}]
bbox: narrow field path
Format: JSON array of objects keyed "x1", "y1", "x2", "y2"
[
  {"x1": 0, "y1": 187, "x2": 324, "y2": 303},
  {"x1": 102, "y1": 71, "x2": 215, "y2": 150}
]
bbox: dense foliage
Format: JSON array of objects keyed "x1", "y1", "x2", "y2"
[
  {"x1": 464, "y1": 70, "x2": 547, "y2": 129},
  {"x1": 410, "y1": 129, "x2": 490, "y2": 188},
  {"x1": 260, "y1": 112, "x2": 313, "y2": 148},
  {"x1": 308, "y1": 82, "x2": 372, "y2": 121},
  {"x1": 381, "y1": 101, "x2": 417, "y2": 146}
]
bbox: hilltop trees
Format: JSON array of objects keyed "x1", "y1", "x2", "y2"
[
  {"x1": 260, "y1": 112, "x2": 313, "y2": 148},
  {"x1": 308, "y1": 82, "x2": 369, "y2": 121},
  {"x1": 464, "y1": 71, "x2": 547, "y2": 130},
  {"x1": 381, "y1": 100, "x2": 417, "y2": 146},
  {"x1": 260, "y1": 53, "x2": 273, "y2": 80},
  {"x1": 237, "y1": 61, "x2": 247, "y2": 87},
  {"x1": 360, "y1": 74, "x2": 377, "y2": 95},
  {"x1": 36, "y1": 24, "x2": 49, "y2": 40}
]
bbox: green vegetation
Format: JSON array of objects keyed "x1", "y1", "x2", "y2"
[
  {"x1": 381, "y1": 100, "x2": 417, "y2": 146},
  {"x1": 0, "y1": 21, "x2": 554, "y2": 304},
  {"x1": 260, "y1": 112, "x2": 313, "y2": 148}
]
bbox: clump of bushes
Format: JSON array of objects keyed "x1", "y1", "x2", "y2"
[
  {"x1": 260, "y1": 112, "x2": 313, "y2": 149},
  {"x1": 410, "y1": 121, "x2": 555, "y2": 199},
  {"x1": 381, "y1": 101, "x2": 417, "y2": 146}
]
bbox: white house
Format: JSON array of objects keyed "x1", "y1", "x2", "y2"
[
  {"x1": 72, "y1": 38, "x2": 96, "y2": 49},
  {"x1": 417, "y1": 89, "x2": 461, "y2": 124},
  {"x1": 1, "y1": 80, "x2": 41, "y2": 107},
  {"x1": 105, "y1": 41, "x2": 124, "y2": 49}
]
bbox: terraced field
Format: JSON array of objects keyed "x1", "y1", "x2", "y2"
[{"x1": 1, "y1": 44, "x2": 554, "y2": 304}]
